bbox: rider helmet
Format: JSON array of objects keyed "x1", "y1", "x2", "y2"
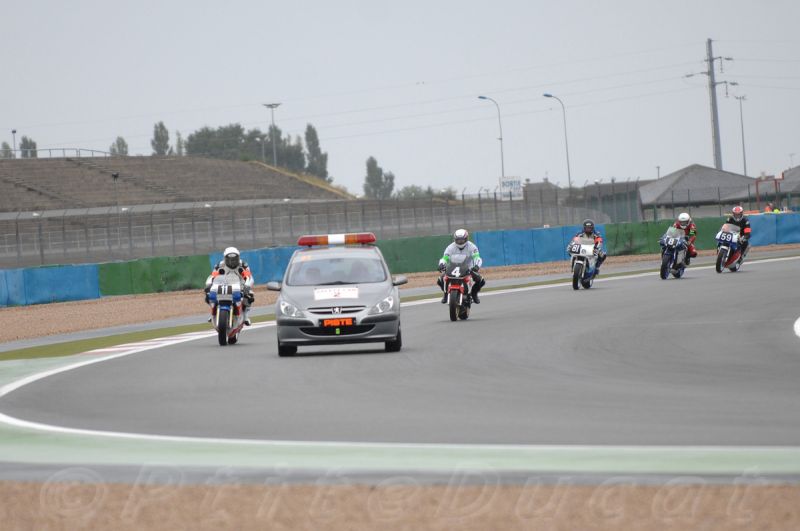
[
  {"x1": 732, "y1": 205, "x2": 744, "y2": 222},
  {"x1": 677, "y1": 212, "x2": 691, "y2": 229},
  {"x1": 223, "y1": 246, "x2": 241, "y2": 269},
  {"x1": 453, "y1": 228, "x2": 469, "y2": 249},
  {"x1": 582, "y1": 219, "x2": 595, "y2": 235}
]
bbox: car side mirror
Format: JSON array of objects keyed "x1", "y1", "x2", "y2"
[
  {"x1": 392, "y1": 275, "x2": 408, "y2": 286},
  {"x1": 266, "y1": 281, "x2": 282, "y2": 291}
]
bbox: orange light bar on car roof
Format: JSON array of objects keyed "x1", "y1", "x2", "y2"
[{"x1": 297, "y1": 232, "x2": 377, "y2": 247}]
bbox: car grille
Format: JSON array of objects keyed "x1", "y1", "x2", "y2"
[
  {"x1": 300, "y1": 325, "x2": 375, "y2": 336},
  {"x1": 307, "y1": 305, "x2": 366, "y2": 315}
]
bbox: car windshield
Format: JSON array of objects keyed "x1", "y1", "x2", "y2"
[
  {"x1": 721, "y1": 223, "x2": 741, "y2": 233},
  {"x1": 286, "y1": 256, "x2": 387, "y2": 286},
  {"x1": 664, "y1": 227, "x2": 684, "y2": 238}
]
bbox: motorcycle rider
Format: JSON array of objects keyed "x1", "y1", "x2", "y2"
[
  {"x1": 204, "y1": 246, "x2": 255, "y2": 326},
  {"x1": 571, "y1": 219, "x2": 607, "y2": 274},
  {"x1": 674, "y1": 212, "x2": 697, "y2": 265},
  {"x1": 437, "y1": 228, "x2": 485, "y2": 304},
  {"x1": 725, "y1": 205, "x2": 752, "y2": 259}
]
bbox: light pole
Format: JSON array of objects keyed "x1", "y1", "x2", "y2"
[
  {"x1": 263, "y1": 103, "x2": 281, "y2": 166},
  {"x1": 543, "y1": 93, "x2": 572, "y2": 191},
  {"x1": 478, "y1": 96, "x2": 505, "y2": 187},
  {"x1": 734, "y1": 95, "x2": 747, "y2": 176},
  {"x1": 11, "y1": 129, "x2": 16, "y2": 155}
]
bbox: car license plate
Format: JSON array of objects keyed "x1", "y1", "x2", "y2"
[{"x1": 321, "y1": 318, "x2": 354, "y2": 328}]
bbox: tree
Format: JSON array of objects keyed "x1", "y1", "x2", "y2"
[
  {"x1": 19, "y1": 136, "x2": 37, "y2": 158},
  {"x1": 363, "y1": 156, "x2": 394, "y2": 199},
  {"x1": 395, "y1": 185, "x2": 426, "y2": 199},
  {"x1": 151, "y1": 121, "x2": 171, "y2": 155},
  {"x1": 175, "y1": 131, "x2": 184, "y2": 156},
  {"x1": 304, "y1": 124, "x2": 329, "y2": 182},
  {"x1": 0, "y1": 142, "x2": 12, "y2": 159},
  {"x1": 109, "y1": 136, "x2": 128, "y2": 155}
]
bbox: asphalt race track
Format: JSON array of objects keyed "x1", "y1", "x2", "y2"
[{"x1": 2, "y1": 257, "x2": 799, "y2": 447}]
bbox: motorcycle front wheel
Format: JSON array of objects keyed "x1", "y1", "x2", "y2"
[
  {"x1": 660, "y1": 253, "x2": 671, "y2": 279},
  {"x1": 217, "y1": 308, "x2": 229, "y2": 346},
  {"x1": 449, "y1": 295, "x2": 458, "y2": 322},
  {"x1": 572, "y1": 264, "x2": 582, "y2": 290},
  {"x1": 715, "y1": 249, "x2": 726, "y2": 273}
]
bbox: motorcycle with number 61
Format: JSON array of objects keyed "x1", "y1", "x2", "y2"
[
  {"x1": 567, "y1": 235, "x2": 599, "y2": 290},
  {"x1": 207, "y1": 270, "x2": 246, "y2": 346}
]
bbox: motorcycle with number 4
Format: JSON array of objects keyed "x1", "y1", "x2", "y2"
[
  {"x1": 715, "y1": 223, "x2": 744, "y2": 273},
  {"x1": 207, "y1": 270, "x2": 246, "y2": 346},
  {"x1": 443, "y1": 253, "x2": 473, "y2": 321},
  {"x1": 658, "y1": 226, "x2": 688, "y2": 279},
  {"x1": 568, "y1": 236, "x2": 599, "y2": 290}
]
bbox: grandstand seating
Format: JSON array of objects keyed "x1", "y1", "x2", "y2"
[{"x1": 0, "y1": 156, "x2": 345, "y2": 212}]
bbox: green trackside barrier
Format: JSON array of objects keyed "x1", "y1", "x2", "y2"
[
  {"x1": 377, "y1": 235, "x2": 452, "y2": 274},
  {"x1": 99, "y1": 255, "x2": 211, "y2": 296},
  {"x1": 604, "y1": 216, "x2": 728, "y2": 257}
]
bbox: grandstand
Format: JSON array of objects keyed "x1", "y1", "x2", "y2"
[{"x1": 0, "y1": 156, "x2": 348, "y2": 212}]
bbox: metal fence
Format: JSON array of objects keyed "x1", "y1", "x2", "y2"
[{"x1": 0, "y1": 194, "x2": 609, "y2": 268}]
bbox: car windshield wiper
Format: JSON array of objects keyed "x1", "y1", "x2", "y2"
[{"x1": 317, "y1": 280, "x2": 355, "y2": 285}]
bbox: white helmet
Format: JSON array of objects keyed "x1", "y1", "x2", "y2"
[
  {"x1": 453, "y1": 228, "x2": 469, "y2": 248},
  {"x1": 677, "y1": 212, "x2": 691, "y2": 229},
  {"x1": 223, "y1": 246, "x2": 241, "y2": 269}
]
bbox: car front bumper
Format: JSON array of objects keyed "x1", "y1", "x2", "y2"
[{"x1": 276, "y1": 312, "x2": 400, "y2": 346}]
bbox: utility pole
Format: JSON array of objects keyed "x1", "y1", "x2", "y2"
[
  {"x1": 706, "y1": 38, "x2": 723, "y2": 170},
  {"x1": 734, "y1": 95, "x2": 747, "y2": 176},
  {"x1": 263, "y1": 103, "x2": 281, "y2": 166},
  {"x1": 686, "y1": 39, "x2": 736, "y2": 171}
]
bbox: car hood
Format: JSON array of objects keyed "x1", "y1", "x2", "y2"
[{"x1": 281, "y1": 282, "x2": 393, "y2": 309}]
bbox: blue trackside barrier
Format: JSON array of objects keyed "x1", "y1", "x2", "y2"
[
  {"x1": 23, "y1": 264, "x2": 100, "y2": 305},
  {"x1": 502, "y1": 229, "x2": 536, "y2": 266},
  {"x1": 3, "y1": 269, "x2": 27, "y2": 306},
  {"x1": 776, "y1": 213, "x2": 800, "y2": 244},
  {"x1": 263, "y1": 246, "x2": 298, "y2": 282},
  {"x1": 531, "y1": 227, "x2": 566, "y2": 263},
  {"x1": 473, "y1": 231, "x2": 506, "y2": 267},
  {"x1": 749, "y1": 215, "x2": 778, "y2": 247},
  {"x1": 0, "y1": 270, "x2": 7, "y2": 307}
]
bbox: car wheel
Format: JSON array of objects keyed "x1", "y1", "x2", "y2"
[{"x1": 385, "y1": 327, "x2": 402, "y2": 352}]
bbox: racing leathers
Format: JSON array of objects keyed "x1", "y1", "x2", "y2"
[
  {"x1": 437, "y1": 241, "x2": 486, "y2": 304},
  {"x1": 571, "y1": 230, "x2": 607, "y2": 271},
  {"x1": 673, "y1": 221, "x2": 698, "y2": 264},
  {"x1": 724, "y1": 214, "x2": 752, "y2": 258},
  {"x1": 204, "y1": 260, "x2": 255, "y2": 325}
]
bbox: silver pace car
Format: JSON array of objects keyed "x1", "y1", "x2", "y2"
[{"x1": 267, "y1": 233, "x2": 406, "y2": 356}]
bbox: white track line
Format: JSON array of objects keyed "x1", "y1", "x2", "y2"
[{"x1": 1, "y1": 256, "x2": 799, "y2": 449}]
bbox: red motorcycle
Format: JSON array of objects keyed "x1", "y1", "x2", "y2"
[{"x1": 442, "y1": 254, "x2": 473, "y2": 321}]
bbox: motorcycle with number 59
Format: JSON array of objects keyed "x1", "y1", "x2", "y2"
[{"x1": 715, "y1": 223, "x2": 744, "y2": 273}]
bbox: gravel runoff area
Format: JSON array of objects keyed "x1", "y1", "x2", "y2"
[
  {"x1": 2, "y1": 244, "x2": 799, "y2": 345},
  {"x1": 1, "y1": 481, "x2": 798, "y2": 530}
]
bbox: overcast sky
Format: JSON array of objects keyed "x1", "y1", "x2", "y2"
[{"x1": 2, "y1": 0, "x2": 798, "y2": 194}]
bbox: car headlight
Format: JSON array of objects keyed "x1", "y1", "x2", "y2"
[
  {"x1": 279, "y1": 300, "x2": 304, "y2": 318},
  {"x1": 368, "y1": 295, "x2": 395, "y2": 315}
]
